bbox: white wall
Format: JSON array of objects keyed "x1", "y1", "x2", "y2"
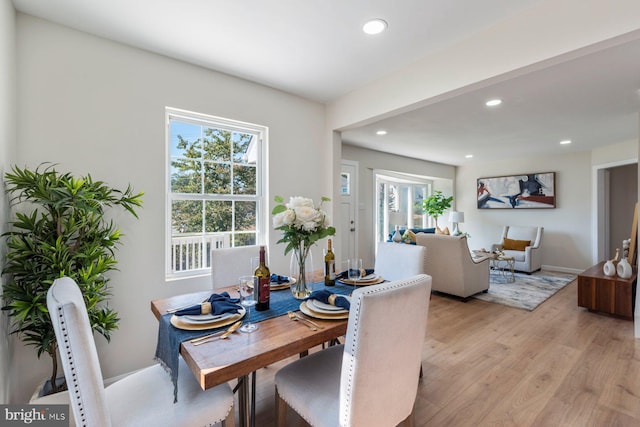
[
  {"x1": 456, "y1": 147, "x2": 639, "y2": 273},
  {"x1": 341, "y1": 144, "x2": 455, "y2": 267},
  {"x1": 0, "y1": 0, "x2": 16, "y2": 405},
  {"x1": 12, "y1": 14, "x2": 328, "y2": 402}
]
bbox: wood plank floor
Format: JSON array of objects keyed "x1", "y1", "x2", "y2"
[{"x1": 237, "y1": 279, "x2": 640, "y2": 426}]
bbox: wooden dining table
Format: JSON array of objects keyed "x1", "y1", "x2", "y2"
[{"x1": 150, "y1": 284, "x2": 350, "y2": 427}]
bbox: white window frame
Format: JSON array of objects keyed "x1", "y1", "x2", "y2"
[
  {"x1": 165, "y1": 107, "x2": 268, "y2": 280},
  {"x1": 373, "y1": 170, "x2": 432, "y2": 244}
]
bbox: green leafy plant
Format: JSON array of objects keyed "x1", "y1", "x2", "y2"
[
  {"x1": 1, "y1": 163, "x2": 143, "y2": 394},
  {"x1": 422, "y1": 190, "x2": 453, "y2": 227}
]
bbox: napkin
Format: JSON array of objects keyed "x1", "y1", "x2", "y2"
[
  {"x1": 306, "y1": 290, "x2": 350, "y2": 311},
  {"x1": 336, "y1": 268, "x2": 375, "y2": 280},
  {"x1": 270, "y1": 273, "x2": 290, "y2": 284},
  {"x1": 174, "y1": 292, "x2": 241, "y2": 316}
]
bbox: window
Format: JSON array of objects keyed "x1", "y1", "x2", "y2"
[
  {"x1": 375, "y1": 171, "x2": 431, "y2": 243},
  {"x1": 166, "y1": 108, "x2": 266, "y2": 278}
]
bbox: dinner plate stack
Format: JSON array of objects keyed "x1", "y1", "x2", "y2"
[
  {"x1": 337, "y1": 273, "x2": 384, "y2": 286},
  {"x1": 271, "y1": 277, "x2": 296, "y2": 291},
  {"x1": 299, "y1": 297, "x2": 350, "y2": 320},
  {"x1": 170, "y1": 307, "x2": 246, "y2": 330}
]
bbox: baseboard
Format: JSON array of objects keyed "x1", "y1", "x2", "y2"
[{"x1": 541, "y1": 265, "x2": 582, "y2": 274}]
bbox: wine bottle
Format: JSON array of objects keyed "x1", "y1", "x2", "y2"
[
  {"x1": 254, "y1": 245, "x2": 270, "y2": 311},
  {"x1": 324, "y1": 239, "x2": 336, "y2": 286}
]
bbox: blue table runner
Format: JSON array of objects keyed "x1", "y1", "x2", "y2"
[{"x1": 154, "y1": 281, "x2": 353, "y2": 402}]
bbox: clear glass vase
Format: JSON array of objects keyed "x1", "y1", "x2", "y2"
[{"x1": 290, "y1": 245, "x2": 314, "y2": 299}]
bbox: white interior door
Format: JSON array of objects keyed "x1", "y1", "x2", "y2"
[{"x1": 340, "y1": 161, "x2": 358, "y2": 265}]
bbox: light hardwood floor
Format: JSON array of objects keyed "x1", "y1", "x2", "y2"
[{"x1": 242, "y1": 279, "x2": 640, "y2": 426}]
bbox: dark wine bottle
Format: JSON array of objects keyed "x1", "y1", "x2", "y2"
[
  {"x1": 324, "y1": 239, "x2": 336, "y2": 286},
  {"x1": 254, "y1": 245, "x2": 270, "y2": 311}
]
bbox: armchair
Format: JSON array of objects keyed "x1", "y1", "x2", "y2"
[
  {"x1": 491, "y1": 226, "x2": 544, "y2": 273},
  {"x1": 415, "y1": 233, "x2": 490, "y2": 299}
]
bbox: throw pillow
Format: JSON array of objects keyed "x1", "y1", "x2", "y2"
[
  {"x1": 503, "y1": 237, "x2": 531, "y2": 251},
  {"x1": 436, "y1": 226, "x2": 450, "y2": 235}
]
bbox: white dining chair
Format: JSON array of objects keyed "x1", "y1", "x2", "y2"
[
  {"x1": 274, "y1": 274, "x2": 432, "y2": 427},
  {"x1": 45, "y1": 277, "x2": 235, "y2": 427},
  {"x1": 374, "y1": 241, "x2": 427, "y2": 281},
  {"x1": 211, "y1": 246, "x2": 262, "y2": 289}
]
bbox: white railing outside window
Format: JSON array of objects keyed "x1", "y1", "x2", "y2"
[{"x1": 170, "y1": 233, "x2": 231, "y2": 273}]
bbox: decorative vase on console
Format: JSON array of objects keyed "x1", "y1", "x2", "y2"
[
  {"x1": 603, "y1": 248, "x2": 619, "y2": 276},
  {"x1": 617, "y1": 239, "x2": 633, "y2": 279}
]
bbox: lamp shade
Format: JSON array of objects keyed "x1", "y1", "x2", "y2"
[
  {"x1": 389, "y1": 211, "x2": 407, "y2": 226},
  {"x1": 449, "y1": 211, "x2": 464, "y2": 223}
]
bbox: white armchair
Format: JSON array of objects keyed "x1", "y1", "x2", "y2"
[
  {"x1": 491, "y1": 226, "x2": 544, "y2": 273},
  {"x1": 415, "y1": 233, "x2": 490, "y2": 299}
]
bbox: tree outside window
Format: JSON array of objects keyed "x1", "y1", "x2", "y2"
[{"x1": 167, "y1": 109, "x2": 265, "y2": 277}]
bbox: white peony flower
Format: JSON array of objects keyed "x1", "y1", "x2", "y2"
[
  {"x1": 294, "y1": 206, "x2": 320, "y2": 228},
  {"x1": 287, "y1": 197, "x2": 314, "y2": 210}
]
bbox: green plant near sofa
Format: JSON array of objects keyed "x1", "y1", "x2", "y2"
[
  {"x1": 422, "y1": 190, "x2": 453, "y2": 228},
  {"x1": 1, "y1": 164, "x2": 143, "y2": 395}
]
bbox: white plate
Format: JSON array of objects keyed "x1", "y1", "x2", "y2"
[
  {"x1": 300, "y1": 301, "x2": 349, "y2": 320},
  {"x1": 271, "y1": 277, "x2": 296, "y2": 290},
  {"x1": 179, "y1": 311, "x2": 237, "y2": 325},
  {"x1": 170, "y1": 307, "x2": 246, "y2": 331},
  {"x1": 309, "y1": 297, "x2": 350, "y2": 313},
  {"x1": 183, "y1": 312, "x2": 232, "y2": 322}
]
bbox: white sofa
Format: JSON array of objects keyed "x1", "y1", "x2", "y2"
[
  {"x1": 491, "y1": 226, "x2": 544, "y2": 273},
  {"x1": 415, "y1": 233, "x2": 490, "y2": 299}
]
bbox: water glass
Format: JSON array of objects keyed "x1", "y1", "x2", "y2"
[
  {"x1": 238, "y1": 275, "x2": 258, "y2": 332},
  {"x1": 348, "y1": 258, "x2": 363, "y2": 293}
]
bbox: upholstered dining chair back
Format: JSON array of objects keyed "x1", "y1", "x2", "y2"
[
  {"x1": 374, "y1": 242, "x2": 427, "y2": 282},
  {"x1": 211, "y1": 246, "x2": 261, "y2": 289},
  {"x1": 47, "y1": 277, "x2": 235, "y2": 427},
  {"x1": 275, "y1": 274, "x2": 431, "y2": 427},
  {"x1": 47, "y1": 277, "x2": 113, "y2": 426},
  {"x1": 341, "y1": 274, "x2": 431, "y2": 426}
]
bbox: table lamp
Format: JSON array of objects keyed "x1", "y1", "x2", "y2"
[
  {"x1": 449, "y1": 211, "x2": 464, "y2": 236},
  {"x1": 389, "y1": 212, "x2": 406, "y2": 243}
]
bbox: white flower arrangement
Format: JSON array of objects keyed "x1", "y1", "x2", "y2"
[{"x1": 272, "y1": 195, "x2": 336, "y2": 256}]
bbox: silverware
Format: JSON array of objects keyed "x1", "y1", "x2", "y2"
[
  {"x1": 287, "y1": 311, "x2": 318, "y2": 330},
  {"x1": 192, "y1": 321, "x2": 242, "y2": 346}
]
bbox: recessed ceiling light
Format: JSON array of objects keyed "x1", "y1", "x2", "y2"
[
  {"x1": 485, "y1": 99, "x2": 502, "y2": 107},
  {"x1": 560, "y1": 139, "x2": 572, "y2": 145},
  {"x1": 376, "y1": 130, "x2": 387, "y2": 135},
  {"x1": 363, "y1": 19, "x2": 388, "y2": 35},
  {"x1": 465, "y1": 154, "x2": 473, "y2": 158}
]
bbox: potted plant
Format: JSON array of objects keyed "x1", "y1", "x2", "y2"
[
  {"x1": 422, "y1": 190, "x2": 453, "y2": 228},
  {"x1": 1, "y1": 164, "x2": 143, "y2": 395}
]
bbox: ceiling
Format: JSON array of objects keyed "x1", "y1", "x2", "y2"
[{"x1": 12, "y1": 0, "x2": 640, "y2": 166}]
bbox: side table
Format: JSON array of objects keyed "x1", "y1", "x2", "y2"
[
  {"x1": 490, "y1": 256, "x2": 515, "y2": 283},
  {"x1": 577, "y1": 261, "x2": 637, "y2": 320}
]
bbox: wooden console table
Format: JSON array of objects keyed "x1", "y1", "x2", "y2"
[{"x1": 577, "y1": 261, "x2": 637, "y2": 319}]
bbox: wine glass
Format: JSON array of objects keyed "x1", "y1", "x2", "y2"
[
  {"x1": 348, "y1": 258, "x2": 363, "y2": 294},
  {"x1": 250, "y1": 256, "x2": 260, "y2": 274},
  {"x1": 238, "y1": 275, "x2": 258, "y2": 333}
]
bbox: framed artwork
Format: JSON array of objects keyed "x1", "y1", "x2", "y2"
[
  {"x1": 477, "y1": 172, "x2": 556, "y2": 209},
  {"x1": 340, "y1": 172, "x2": 350, "y2": 195}
]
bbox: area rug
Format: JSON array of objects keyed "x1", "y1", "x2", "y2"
[{"x1": 472, "y1": 270, "x2": 577, "y2": 311}]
